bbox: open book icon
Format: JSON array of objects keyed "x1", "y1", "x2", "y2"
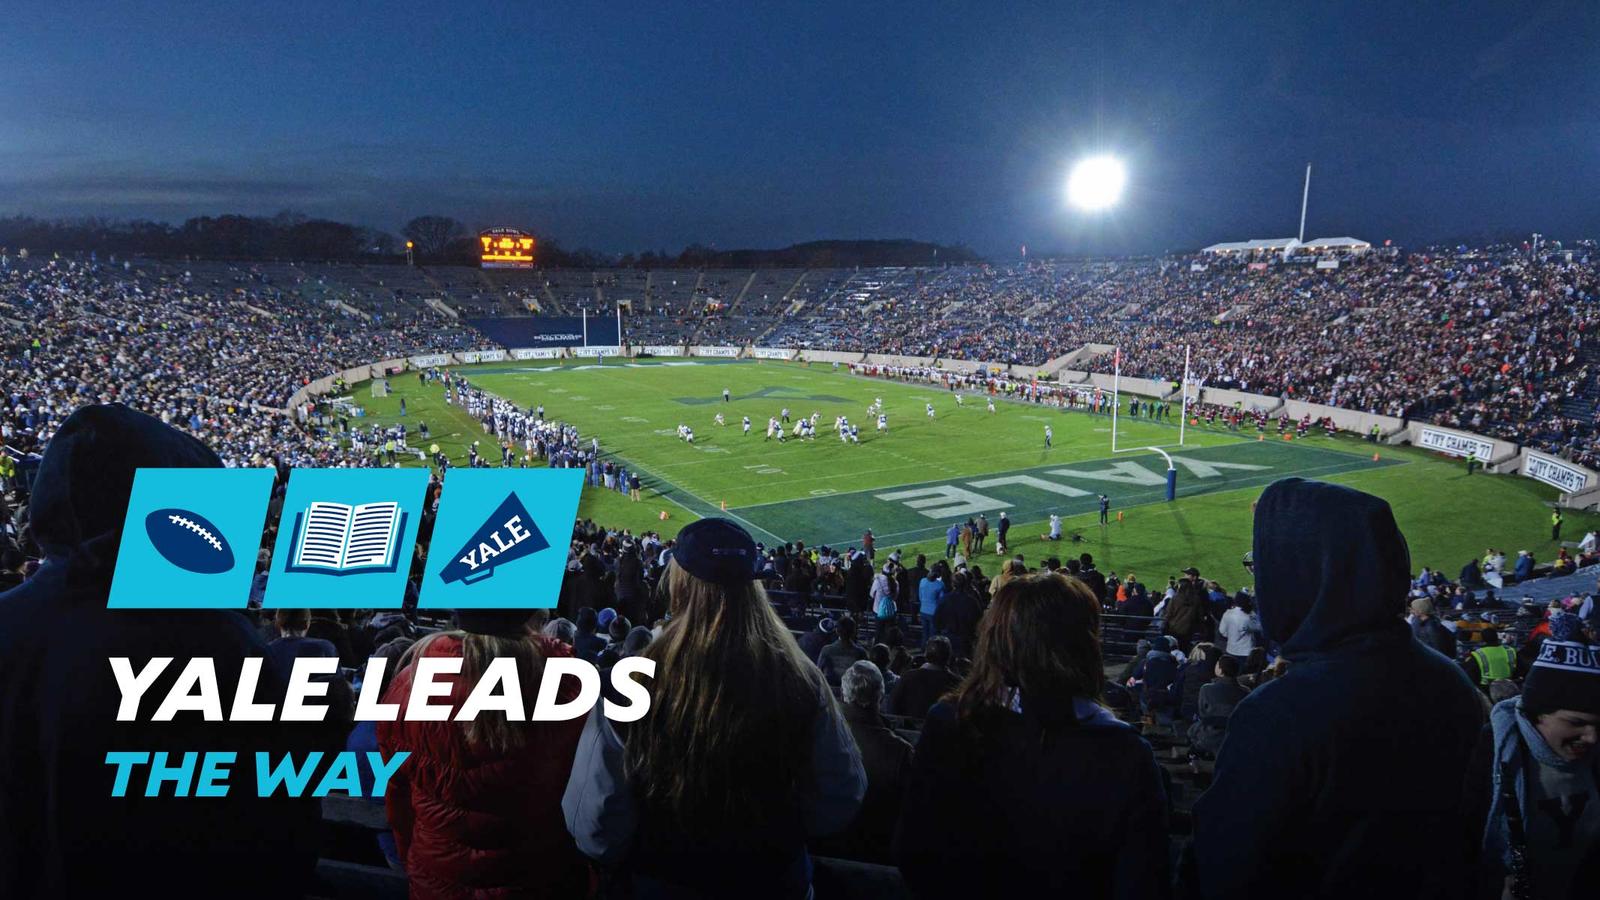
[{"x1": 284, "y1": 501, "x2": 408, "y2": 576}]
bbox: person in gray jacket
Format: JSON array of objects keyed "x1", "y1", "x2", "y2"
[{"x1": 564, "y1": 518, "x2": 865, "y2": 899}]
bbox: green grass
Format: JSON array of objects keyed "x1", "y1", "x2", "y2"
[{"x1": 340, "y1": 358, "x2": 1600, "y2": 593}]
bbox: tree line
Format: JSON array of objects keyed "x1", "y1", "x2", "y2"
[{"x1": 0, "y1": 212, "x2": 980, "y2": 269}]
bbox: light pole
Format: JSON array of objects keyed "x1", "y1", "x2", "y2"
[{"x1": 405, "y1": 240, "x2": 414, "y2": 266}]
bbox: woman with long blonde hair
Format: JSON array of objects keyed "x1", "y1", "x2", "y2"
[
  {"x1": 894, "y1": 570, "x2": 1170, "y2": 898},
  {"x1": 565, "y1": 518, "x2": 865, "y2": 898}
]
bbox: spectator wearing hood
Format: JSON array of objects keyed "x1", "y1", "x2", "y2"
[
  {"x1": 379, "y1": 609, "x2": 589, "y2": 898},
  {"x1": 563, "y1": 518, "x2": 864, "y2": 898},
  {"x1": 1465, "y1": 637, "x2": 1600, "y2": 899},
  {"x1": 895, "y1": 570, "x2": 1170, "y2": 898},
  {"x1": 0, "y1": 405, "x2": 338, "y2": 898},
  {"x1": 1191, "y1": 478, "x2": 1484, "y2": 899},
  {"x1": 573, "y1": 606, "x2": 607, "y2": 663}
]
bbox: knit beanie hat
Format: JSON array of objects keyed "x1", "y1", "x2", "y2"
[{"x1": 1523, "y1": 640, "x2": 1600, "y2": 716}]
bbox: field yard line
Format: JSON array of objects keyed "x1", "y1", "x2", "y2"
[{"x1": 800, "y1": 455, "x2": 1410, "y2": 547}]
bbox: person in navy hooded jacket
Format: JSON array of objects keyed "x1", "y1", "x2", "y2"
[
  {"x1": 894, "y1": 570, "x2": 1170, "y2": 898},
  {"x1": 1191, "y1": 477, "x2": 1484, "y2": 899},
  {"x1": 0, "y1": 404, "x2": 339, "y2": 899}
]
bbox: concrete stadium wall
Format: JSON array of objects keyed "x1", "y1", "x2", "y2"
[{"x1": 799, "y1": 349, "x2": 868, "y2": 365}]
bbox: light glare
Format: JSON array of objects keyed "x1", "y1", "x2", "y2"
[{"x1": 1067, "y1": 155, "x2": 1127, "y2": 211}]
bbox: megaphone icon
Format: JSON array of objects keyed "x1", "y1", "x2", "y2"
[{"x1": 439, "y1": 492, "x2": 550, "y2": 586}]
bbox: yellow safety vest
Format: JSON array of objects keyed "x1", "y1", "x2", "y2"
[{"x1": 1471, "y1": 645, "x2": 1515, "y2": 684}]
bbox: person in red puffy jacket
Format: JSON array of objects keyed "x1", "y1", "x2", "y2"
[{"x1": 379, "y1": 609, "x2": 589, "y2": 899}]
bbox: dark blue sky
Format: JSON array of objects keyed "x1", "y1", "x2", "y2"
[{"x1": 3, "y1": 1, "x2": 1597, "y2": 257}]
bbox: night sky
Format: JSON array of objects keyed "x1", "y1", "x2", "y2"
[{"x1": 3, "y1": 1, "x2": 1597, "y2": 257}]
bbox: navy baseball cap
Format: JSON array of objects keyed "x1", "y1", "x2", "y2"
[{"x1": 671, "y1": 517, "x2": 759, "y2": 586}]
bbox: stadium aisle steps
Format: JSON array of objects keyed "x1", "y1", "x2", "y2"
[{"x1": 727, "y1": 269, "x2": 759, "y2": 312}]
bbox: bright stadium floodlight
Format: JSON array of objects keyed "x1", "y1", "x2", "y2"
[{"x1": 1067, "y1": 155, "x2": 1127, "y2": 211}]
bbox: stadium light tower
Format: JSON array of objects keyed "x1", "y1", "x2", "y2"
[{"x1": 1066, "y1": 155, "x2": 1127, "y2": 211}]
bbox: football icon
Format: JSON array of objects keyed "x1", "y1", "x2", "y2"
[{"x1": 145, "y1": 508, "x2": 236, "y2": 574}]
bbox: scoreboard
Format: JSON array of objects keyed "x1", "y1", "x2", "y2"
[{"x1": 480, "y1": 228, "x2": 535, "y2": 268}]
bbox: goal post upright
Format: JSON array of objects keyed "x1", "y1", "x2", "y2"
[
  {"x1": 1110, "y1": 346, "x2": 1120, "y2": 454},
  {"x1": 1178, "y1": 343, "x2": 1192, "y2": 448}
]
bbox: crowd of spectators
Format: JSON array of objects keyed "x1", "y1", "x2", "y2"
[
  {"x1": 0, "y1": 255, "x2": 480, "y2": 468},
  {"x1": 4, "y1": 408, "x2": 1598, "y2": 897},
  {"x1": 6, "y1": 244, "x2": 1600, "y2": 473}
]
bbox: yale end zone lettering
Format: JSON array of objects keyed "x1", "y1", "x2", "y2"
[
  {"x1": 874, "y1": 485, "x2": 1011, "y2": 519},
  {"x1": 731, "y1": 442, "x2": 1390, "y2": 547}
]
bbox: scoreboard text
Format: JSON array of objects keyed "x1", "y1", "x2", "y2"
[{"x1": 480, "y1": 228, "x2": 536, "y2": 268}]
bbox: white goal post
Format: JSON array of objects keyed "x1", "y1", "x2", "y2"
[{"x1": 1109, "y1": 344, "x2": 1192, "y2": 500}]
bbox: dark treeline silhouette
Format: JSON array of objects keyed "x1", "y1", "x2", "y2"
[
  {"x1": 0, "y1": 212, "x2": 394, "y2": 262},
  {"x1": 0, "y1": 213, "x2": 982, "y2": 269}
]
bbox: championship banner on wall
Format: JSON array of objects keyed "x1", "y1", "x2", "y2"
[
  {"x1": 1522, "y1": 451, "x2": 1593, "y2": 493},
  {"x1": 408, "y1": 353, "x2": 451, "y2": 368},
  {"x1": 1416, "y1": 426, "x2": 1496, "y2": 460},
  {"x1": 510, "y1": 348, "x2": 563, "y2": 360},
  {"x1": 571, "y1": 346, "x2": 620, "y2": 358},
  {"x1": 457, "y1": 349, "x2": 507, "y2": 364},
  {"x1": 641, "y1": 345, "x2": 685, "y2": 356},
  {"x1": 749, "y1": 348, "x2": 796, "y2": 360},
  {"x1": 692, "y1": 346, "x2": 741, "y2": 358}
]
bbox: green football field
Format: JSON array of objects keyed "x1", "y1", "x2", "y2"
[{"x1": 341, "y1": 358, "x2": 1600, "y2": 591}]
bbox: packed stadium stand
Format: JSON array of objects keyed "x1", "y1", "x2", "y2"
[{"x1": 5, "y1": 243, "x2": 1600, "y2": 466}]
